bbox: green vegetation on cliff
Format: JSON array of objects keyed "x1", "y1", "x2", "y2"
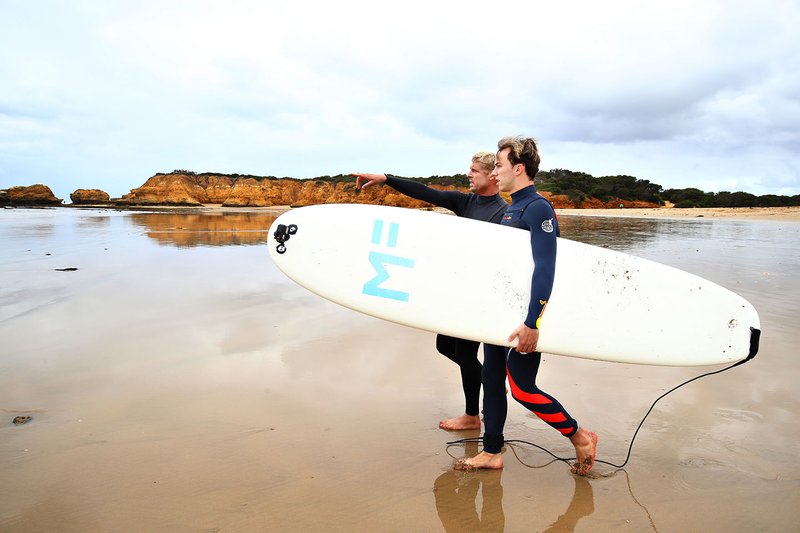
[
  {"x1": 660, "y1": 188, "x2": 799, "y2": 208},
  {"x1": 159, "y1": 169, "x2": 799, "y2": 208},
  {"x1": 535, "y1": 169, "x2": 662, "y2": 204}
]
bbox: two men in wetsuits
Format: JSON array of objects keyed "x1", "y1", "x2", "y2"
[{"x1": 354, "y1": 137, "x2": 598, "y2": 476}]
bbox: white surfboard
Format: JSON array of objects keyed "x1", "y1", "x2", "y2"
[{"x1": 267, "y1": 204, "x2": 760, "y2": 366}]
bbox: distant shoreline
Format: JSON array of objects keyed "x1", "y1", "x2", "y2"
[
  {"x1": 556, "y1": 205, "x2": 800, "y2": 222},
  {"x1": 10, "y1": 203, "x2": 800, "y2": 222}
]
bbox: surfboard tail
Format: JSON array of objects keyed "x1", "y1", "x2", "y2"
[{"x1": 747, "y1": 327, "x2": 761, "y2": 361}]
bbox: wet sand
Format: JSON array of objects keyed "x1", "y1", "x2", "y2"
[{"x1": 1, "y1": 207, "x2": 799, "y2": 531}]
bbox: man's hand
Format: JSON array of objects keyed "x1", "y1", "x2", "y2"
[
  {"x1": 509, "y1": 324, "x2": 540, "y2": 354},
  {"x1": 352, "y1": 173, "x2": 387, "y2": 190}
]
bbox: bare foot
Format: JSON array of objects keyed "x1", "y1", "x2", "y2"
[
  {"x1": 439, "y1": 413, "x2": 481, "y2": 431},
  {"x1": 569, "y1": 428, "x2": 598, "y2": 476},
  {"x1": 454, "y1": 451, "x2": 503, "y2": 471}
]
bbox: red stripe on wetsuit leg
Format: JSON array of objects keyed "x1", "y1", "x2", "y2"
[
  {"x1": 536, "y1": 411, "x2": 567, "y2": 423},
  {"x1": 507, "y1": 371, "x2": 552, "y2": 405},
  {"x1": 507, "y1": 371, "x2": 570, "y2": 427}
]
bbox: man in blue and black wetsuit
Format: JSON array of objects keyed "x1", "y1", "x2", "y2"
[
  {"x1": 455, "y1": 136, "x2": 599, "y2": 476},
  {"x1": 353, "y1": 152, "x2": 507, "y2": 431}
]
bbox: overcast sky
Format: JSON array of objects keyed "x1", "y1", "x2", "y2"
[{"x1": 2, "y1": 0, "x2": 798, "y2": 201}]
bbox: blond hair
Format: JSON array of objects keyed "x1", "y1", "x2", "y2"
[{"x1": 472, "y1": 151, "x2": 496, "y2": 172}]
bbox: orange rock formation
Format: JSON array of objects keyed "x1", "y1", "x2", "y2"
[
  {"x1": 119, "y1": 173, "x2": 465, "y2": 209},
  {"x1": 2, "y1": 173, "x2": 660, "y2": 209},
  {"x1": 70, "y1": 189, "x2": 111, "y2": 204},
  {"x1": 0, "y1": 184, "x2": 62, "y2": 206},
  {"x1": 118, "y1": 173, "x2": 659, "y2": 210}
]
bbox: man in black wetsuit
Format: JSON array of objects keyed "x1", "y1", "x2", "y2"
[
  {"x1": 352, "y1": 152, "x2": 507, "y2": 431},
  {"x1": 455, "y1": 136, "x2": 598, "y2": 476}
]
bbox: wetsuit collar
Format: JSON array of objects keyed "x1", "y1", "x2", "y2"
[
  {"x1": 475, "y1": 193, "x2": 503, "y2": 204},
  {"x1": 510, "y1": 184, "x2": 537, "y2": 202}
]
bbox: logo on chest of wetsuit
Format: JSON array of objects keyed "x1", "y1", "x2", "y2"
[{"x1": 541, "y1": 218, "x2": 554, "y2": 233}]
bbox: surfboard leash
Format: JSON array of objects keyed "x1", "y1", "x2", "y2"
[{"x1": 446, "y1": 327, "x2": 761, "y2": 471}]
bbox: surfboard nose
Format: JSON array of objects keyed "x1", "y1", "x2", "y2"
[{"x1": 272, "y1": 223, "x2": 298, "y2": 254}]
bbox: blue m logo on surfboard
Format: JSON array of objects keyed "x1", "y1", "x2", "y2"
[{"x1": 363, "y1": 219, "x2": 415, "y2": 302}]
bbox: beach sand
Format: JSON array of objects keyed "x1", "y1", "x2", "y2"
[
  {"x1": 557, "y1": 205, "x2": 800, "y2": 222},
  {"x1": 1, "y1": 207, "x2": 799, "y2": 531}
]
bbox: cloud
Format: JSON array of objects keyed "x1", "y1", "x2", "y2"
[{"x1": 1, "y1": 0, "x2": 798, "y2": 199}]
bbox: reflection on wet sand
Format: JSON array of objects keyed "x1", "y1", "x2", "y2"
[
  {"x1": 434, "y1": 442, "x2": 597, "y2": 532},
  {"x1": 75, "y1": 214, "x2": 111, "y2": 230},
  {"x1": 2, "y1": 208, "x2": 798, "y2": 530},
  {"x1": 122, "y1": 208, "x2": 717, "y2": 250},
  {"x1": 435, "y1": 442, "x2": 505, "y2": 532},
  {"x1": 560, "y1": 215, "x2": 670, "y2": 250},
  {"x1": 127, "y1": 212, "x2": 279, "y2": 247},
  {"x1": 434, "y1": 469, "x2": 505, "y2": 532},
  {"x1": 542, "y1": 476, "x2": 595, "y2": 532}
]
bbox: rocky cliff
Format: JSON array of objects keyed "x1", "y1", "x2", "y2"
[
  {"x1": 116, "y1": 172, "x2": 463, "y2": 209},
  {"x1": 2, "y1": 172, "x2": 660, "y2": 209},
  {"x1": 118, "y1": 172, "x2": 660, "y2": 209}
]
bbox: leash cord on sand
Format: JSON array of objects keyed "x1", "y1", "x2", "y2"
[{"x1": 447, "y1": 356, "x2": 753, "y2": 470}]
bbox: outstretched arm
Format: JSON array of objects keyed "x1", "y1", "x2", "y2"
[
  {"x1": 353, "y1": 173, "x2": 387, "y2": 190},
  {"x1": 351, "y1": 173, "x2": 466, "y2": 212}
]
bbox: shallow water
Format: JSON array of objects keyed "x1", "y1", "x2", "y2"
[{"x1": 1, "y1": 207, "x2": 798, "y2": 531}]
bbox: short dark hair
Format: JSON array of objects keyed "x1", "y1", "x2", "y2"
[{"x1": 497, "y1": 136, "x2": 540, "y2": 180}]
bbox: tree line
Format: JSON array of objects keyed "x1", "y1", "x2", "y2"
[
  {"x1": 161, "y1": 169, "x2": 799, "y2": 208},
  {"x1": 532, "y1": 169, "x2": 800, "y2": 207},
  {"x1": 315, "y1": 170, "x2": 800, "y2": 207}
]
